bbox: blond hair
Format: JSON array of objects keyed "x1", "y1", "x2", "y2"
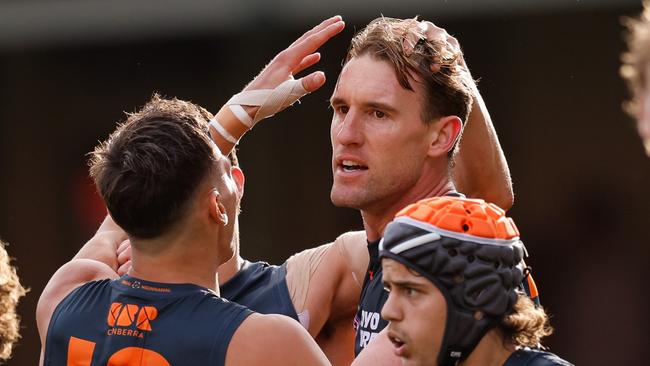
[
  {"x1": 0, "y1": 241, "x2": 26, "y2": 361},
  {"x1": 621, "y1": 0, "x2": 650, "y2": 114},
  {"x1": 500, "y1": 294, "x2": 553, "y2": 348}
]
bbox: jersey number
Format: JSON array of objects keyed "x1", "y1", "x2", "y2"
[{"x1": 67, "y1": 336, "x2": 170, "y2": 366}]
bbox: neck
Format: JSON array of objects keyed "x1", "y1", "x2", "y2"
[
  {"x1": 127, "y1": 222, "x2": 226, "y2": 293},
  {"x1": 460, "y1": 329, "x2": 515, "y2": 366},
  {"x1": 362, "y1": 174, "x2": 456, "y2": 241},
  {"x1": 217, "y1": 225, "x2": 243, "y2": 284}
]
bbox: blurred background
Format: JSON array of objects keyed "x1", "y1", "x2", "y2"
[{"x1": 1, "y1": 0, "x2": 648, "y2": 364}]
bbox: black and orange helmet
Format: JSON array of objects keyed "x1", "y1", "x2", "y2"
[{"x1": 379, "y1": 196, "x2": 527, "y2": 366}]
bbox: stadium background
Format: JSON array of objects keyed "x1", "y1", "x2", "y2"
[{"x1": 0, "y1": 0, "x2": 647, "y2": 364}]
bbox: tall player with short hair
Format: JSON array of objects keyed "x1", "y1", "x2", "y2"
[
  {"x1": 111, "y1": 15, "x2": 516, "y2": 364},
  {"x1": 207, "y1": 15, "x2": 517, "y2": 364},
  {"x1": 36, "y1": 96, "x2": 330, "y2": 365}
]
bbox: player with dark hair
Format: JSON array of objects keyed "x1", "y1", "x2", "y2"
[
  {"x1": 202, "y1": 15, "x2": 519, "y2": 364},
  {"x1": 0, "y1": 240, "x2": 26, "y2": 363},
  {"x1": 111, "y1": 15, "x2": 518, "y2": 364},
  {"x1": 36, "y1": 95, "x2": 330, "y2": 365},
  {"x1": 622, "y1": 0, "x2": 650, "y2": 154},
  {"x1": 357, "y1": 196, "x2": 571, "y2": 366}
]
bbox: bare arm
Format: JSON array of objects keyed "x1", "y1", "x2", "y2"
[
  {"x1": 36, "y1": 215, "x2": 126, "y2": 361},
  {"x1": 421, "y1": 22, "x2": 513, "y2": 210},
  {"x1": 454, "y1": 87, "x2": 513, "y2": 210},
  {"x1": 226, "y1": 313, "x2": 331, "y2": 366},
  {"x1": 351, "y1": 328, "x2": 401, "y2": 366},
  {"x1": 285, "y1": 231, "x2": 367, "y2": 365},
  {"x1": 72, "y1": 214, "x2": 127, "y2": 270},
  {"x1": 209, "y1": 16, "x2": 345, "y2": 155}
]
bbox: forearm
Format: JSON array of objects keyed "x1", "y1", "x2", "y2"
[
  {"x1": 209, "y1": 16, "x2": 344, "y2": 156},
  {"x1": 72, "y1": 215, "x2": 127, "y2": 273},
  {"x1": 454, "y1": 87, "x2": 513, "y2": 210}
]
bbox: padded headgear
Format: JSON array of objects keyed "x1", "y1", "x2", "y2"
[{"x1": 379, "y1": 196, "x2": 526, "y2": 366}]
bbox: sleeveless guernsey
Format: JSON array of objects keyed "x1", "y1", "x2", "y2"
[
  {"x1": 220, "y1": 260, "x2": 298, "y2": 321},
  {"x1": 44, "y1": 275, "x2": 252, "y2": 366}
]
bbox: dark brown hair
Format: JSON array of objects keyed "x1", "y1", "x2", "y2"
[
  {"x1": 89, "y1": 95, "x2": 218, "y2": 239},
  {"x1": 346, "y1": 17, "x2": 473, "y2": 126}
]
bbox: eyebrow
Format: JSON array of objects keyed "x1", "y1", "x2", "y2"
[
  {"x1": 384, "y1": 279, "x2": 429, "y2": 290},
  {"x1": 329, "y1": 97, "x2": 399, "y2": 115}
]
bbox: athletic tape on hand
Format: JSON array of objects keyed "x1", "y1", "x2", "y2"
[
  {"x1": 209, "y1": 118, "x2": 239, "y2": 145},
  {"x1": 226, "y1": 78, "x2": 308, "y2": 128}
]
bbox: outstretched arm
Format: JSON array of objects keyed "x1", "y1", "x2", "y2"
[{"x1": 209, "y1": 15, "x2": 345, "y2": 155}]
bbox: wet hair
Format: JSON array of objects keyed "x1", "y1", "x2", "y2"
[{"x1": 89, "y1": 95, "x2": 220, "y2": 239}]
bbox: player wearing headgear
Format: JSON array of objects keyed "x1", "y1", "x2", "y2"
[
  {"x1": 202, "y1": 15, "x2": 517, "y2": 365},
  {"x1": 36, "y1": 96, "x2": 330, "y2": 365},
  {"x1": 622, "y1": 0, "x2": 650, "y2": 154},
  {"x1": 371, "y1": 196, "x2": 571, "y2": 365},
  {"x1": 197, "y1": 15, "x2": 520, "y2": 365},
  {"x1": 112, "y1": 15, "x2": 517, "y2": 365}
]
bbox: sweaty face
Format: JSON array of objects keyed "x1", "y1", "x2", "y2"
[
  {"x1": 381, "y1": 258, "x2": 446, "y2": 366},
  {"x1": 330, "y1": 55, "x2": 436, "y2": 214},
  {"x1": 637, "y1": 65, "x2": 650, "y2": 156}
]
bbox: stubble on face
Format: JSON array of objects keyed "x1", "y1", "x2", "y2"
[{"x1": 329, "y1": 55, "x2": 432, "y2": 214}]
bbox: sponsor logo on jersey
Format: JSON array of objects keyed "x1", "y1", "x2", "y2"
[
  {"x1": 357, "y1": 310, "x2": 381, "y2": 349},
  {"x1": 106, "y1": 303, "x2": 158, "y2": 338}
]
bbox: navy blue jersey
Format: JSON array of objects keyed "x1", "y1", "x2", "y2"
[
  {"x1": 353, "y1": 239, "x2": 387, "y2": 355},
  {"x1": 220, "y1": 260, "x2": 298, "y2": 321},
  {"x1": 44, "y1": 275, "x2": 252, "y2": 366},
  {"x1": 504, "y1": 349, "x2": 573, "y2": 365}
]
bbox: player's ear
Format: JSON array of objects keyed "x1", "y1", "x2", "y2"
[
  {"x1": 231, "y1": 166, "x2": 245, "y2": 199},
  {"x1": 427, "y1": 115, "x2": 462, "y2": 158},
  {"x1": 209, "y1": 190, "x2": 228, "y2": 226}
]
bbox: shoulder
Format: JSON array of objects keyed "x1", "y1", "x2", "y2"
[
  {"x1": 505, "y1": 349, "x2": 573, "y2": 366},
  {"x1": 334, "y1": 230, "x2": 369, "y2": 276},
  {"x1": 226, "y1": 313, "x2": 328, "y2": 366},
  {"x1": 37, "y1": 259, "x2": 118, "y2": 344}
]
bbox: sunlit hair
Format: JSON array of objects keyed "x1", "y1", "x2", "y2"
[
  {"x1": 500, "y1": 294, "x2": 553, "y2": 348},
  {"x1": 621, "y1": 0, "x2": 650, "y2": 115},
  {"x1": 346, "y1": 17, "x2": 473, "y2": 146},
  {"x1": 0, "y1": 241, "x2": 26, "y2": 362}
]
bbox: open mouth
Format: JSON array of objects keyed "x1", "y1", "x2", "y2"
[
  {"x1": 339, "y1": 159, "x2": 368, "y2": 172},
  {"x1": 388, "y1": 332, "x2": 406, "y2": 356}
]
